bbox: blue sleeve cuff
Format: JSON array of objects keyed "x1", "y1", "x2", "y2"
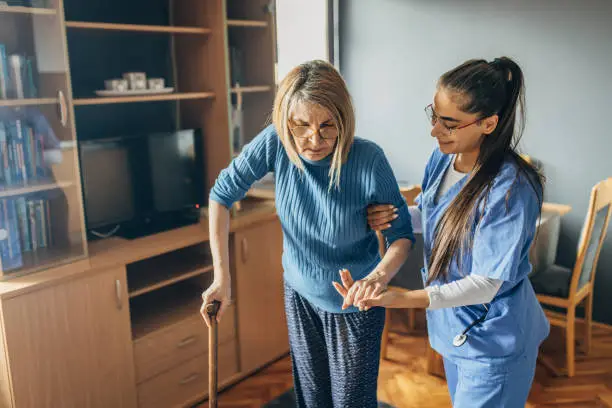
[
  {"x1": 209, "y1": 189, "x2": 234, "y2": 209},
  {"x1": 381, "y1": 200, "x2": 415, "y2": 247}
]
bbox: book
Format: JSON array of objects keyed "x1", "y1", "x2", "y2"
[
  {"x1": 8, "y1": 54, "x2": 24, "y2": 99},
  {"x1": 0, "y1": 122, "x2": 10, "y2": 185},
  {"x1": 14, "y1": 120, "x2": 29, "y2": 183},
  {"x1": 23, "y1": 57, "x2": 38, "y2": 98},
  {"x1": 27, "y1": 199, "x2": 37, "y2": 251},
  {"x1": 34, "y1": 199, "x2": 44, "y2": 248},
  {"x1": 0, "y1": 198, "x2": 23, "y2": 272},
  {"x1": 0, "y1": 44, "x2": 9, "y2": 99},
  {"x1": 0, "y1": 116, "x2": 55, "y2": 186},
  {"x1": 15, "y1": 196, "x2": 31, "y2": 252}
]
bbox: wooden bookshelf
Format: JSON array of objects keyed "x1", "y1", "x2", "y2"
[
  {"x1": 128, "y1": 264, "x2": 212, "y2": 298},
  {"x1": 0, "y1": 98, "x2": 59, "y2": 107},
  {"x1": 73, "y1": 92, "x2": 215, "y2": 106},
  {"x1": 130, "y1": 280, "x2": 206, "y2": 341},
  {"x1": 127, "y1": 246, "x2": 214, "y2": 298},
  {"x1": 0, "y1": 0, "x2": 285, "y2": 406},
  {"x1": 0, "y1": 5, "x2": 57, "y2": 15},
  {"x1": 0, "y1": 181, "x2": 73, "y2": 199},
  {"x1": 226, "y1": 0, "x2": 276, "y2": 151},
  {"x1": 65, "y1": 21, "x2": 212, "y2": 35},
  {"x1": 2, "y1": 243, "x2": 86, "y2": 281},
  {"x1": 227, "y1": 19, "x2": 267, "y2": 28},
  {"x1": 231, "y1": 85, "x2": 272, "y2": 94}
]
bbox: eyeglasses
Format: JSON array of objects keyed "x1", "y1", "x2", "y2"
[
  {"x1": 424, "y1": 104, "x2": 481, "y2": 136},
  {"x1": 290, "y1": 124, "x2": 339, "y2": 141}
]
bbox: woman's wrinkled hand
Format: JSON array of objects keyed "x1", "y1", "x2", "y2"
[
  {"x1": 200, "y1": 278, "x2": 231, "y2": 327},
  {"x1": 332, "y1": 269, "x2": 387, "y2": 311}
]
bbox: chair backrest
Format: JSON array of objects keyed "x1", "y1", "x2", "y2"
[
  {"x1": 570, "y1": 178, "x2": 612, "y2": 295},
  {"x1": 399, "y1": 185, "x2": 422, "y2": 206}
]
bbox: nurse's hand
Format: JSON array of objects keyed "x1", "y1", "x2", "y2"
[
  {"x1": 333, "y1": 269, "x2": 387, "y2": 311},
  {"x1": 358, "y1": 290, "x2": 403, "y2": 309},
  {"x1": 367, "y1": 204, "x2": 397, "y2": 231}
]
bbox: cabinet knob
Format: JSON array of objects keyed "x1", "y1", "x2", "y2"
[
  {"x1": 241, "y1": 237, "x2": 249, "y2": 263},
  {"x1": 115, "y1": 279, "x2": 123, "y2": 310},
  {"x1": 179, "y1": 372, "x2": 200, "y2": 385},
  {"x1": 176, "y1": 335, "x2": 197, "y2": 348},
  {"x1": 57, "y1": 90, "x2": 68, "y2": 127}
]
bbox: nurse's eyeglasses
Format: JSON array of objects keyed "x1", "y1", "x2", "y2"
[{"x1": 425, "y1": 104, "x2": 481, "y2": 136}]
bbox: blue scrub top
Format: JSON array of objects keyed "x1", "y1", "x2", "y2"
[{"x1": 416, "y1": 147, "x2": 550, "y2": 367}]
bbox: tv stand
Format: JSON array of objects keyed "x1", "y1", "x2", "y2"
[{"x1": 116, "y1": 211, "x2": 201, "y2": 240}]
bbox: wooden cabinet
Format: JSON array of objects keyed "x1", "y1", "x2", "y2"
[
  {"x1": 0, "y1": 0, "x2": 88, "y2": 280},
  {"x1": 0, "y1": 267, "x2": 137, "y2": 408},
  {"x1": 234, "y1": 219, "x2": 289, "y2": 373}
]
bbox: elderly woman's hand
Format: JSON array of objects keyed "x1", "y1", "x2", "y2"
[{"x1": 332, "y1": 269, "x2": 388, "y2": 311}]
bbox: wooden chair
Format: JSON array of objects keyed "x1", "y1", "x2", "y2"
[
  {"x1": 379, "y1": 185, "x2": 423, "y2": 360},
  {"x1": 530, "y1": 178, "x2": 612, "y2": 377}
]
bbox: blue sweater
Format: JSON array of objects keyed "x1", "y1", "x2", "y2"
[{"x1": 210, "y1": 125, "x2": 414, "y2": 313}]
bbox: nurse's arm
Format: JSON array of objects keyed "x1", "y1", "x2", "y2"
[
  {"x1": 361, "y1": 275, "x2": 502, "y2": 310},
  {"x1": 362, "y1": 288, "x2": 431, "y2": 310}
]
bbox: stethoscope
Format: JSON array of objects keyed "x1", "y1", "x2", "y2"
[{"x1": 452, "y1": 304, "x2": 490, "y2": 347}]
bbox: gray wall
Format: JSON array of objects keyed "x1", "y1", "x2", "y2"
[{"x1": 339, "y1": 0, "x2": 612, "y2": 323}]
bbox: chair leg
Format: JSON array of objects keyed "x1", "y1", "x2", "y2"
[
  {"x1": 380, "y1": 308, "x2": 391, "y2": 360},
  {"x1": 409, "y1": 309, "x2": 416, "y2": 331},
  {"x1": 566, "y1": 306, "x2": 576, "y2": 377},
  {"x1": 426, "y1": 345, "x2": 445, "y2": 378},
  {"x1": 584, "y1": 293, "x2": 593, "y2": 355}
]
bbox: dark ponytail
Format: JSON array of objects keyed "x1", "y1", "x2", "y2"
[{"x1": 427, "y1": 57, "x2": 543, "y2": 284}]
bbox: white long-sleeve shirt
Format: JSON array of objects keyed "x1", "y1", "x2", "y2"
[{"x1": 413, "y1": 156, "x2": 502, "y2": 309}]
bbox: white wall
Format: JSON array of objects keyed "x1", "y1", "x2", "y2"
[
  {"x1": 276, "y1": 0, "x2": 329, "y2": 81},
  {"x1": 339, "y1": 0, "x2": 612, "y2": 323}
]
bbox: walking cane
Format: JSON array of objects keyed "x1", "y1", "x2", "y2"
[{"x1": 206, "y1": 300, "x2": 221, "y2": 408}]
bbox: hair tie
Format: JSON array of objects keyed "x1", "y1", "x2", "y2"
[{"x1": 490, "y1": 58, "x2": 512, "y2": 81}]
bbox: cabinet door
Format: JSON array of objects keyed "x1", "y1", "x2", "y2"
[
  {"x1": 2, "y1": 267, "x2": 137, "y2": 408},
  {"x1": 234, "y1": 219, "x2": 288, "y2": 373},
  {"x1": 0, "y1": 0, "x2": 88, "y2": 279}
]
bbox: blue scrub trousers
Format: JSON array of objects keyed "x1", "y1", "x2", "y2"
[
  {"x1": 443, "y1": 350, "x2": 538, "y2": 407},
  {"x1": 284, "y1": 282, "x2": 385, "y2": 408}
]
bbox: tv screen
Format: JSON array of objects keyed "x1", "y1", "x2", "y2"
[{"x1": 80, "y1": 129, "x2": 205, "y2": 239}]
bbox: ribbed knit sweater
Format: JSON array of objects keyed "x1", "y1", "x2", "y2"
[{"x1": 210, "y1": 125, "x2": 414, "y2": 313}]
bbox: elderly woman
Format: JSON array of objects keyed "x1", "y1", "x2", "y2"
[{"x1": 201, "y1": 60, "x2": 413, "y2": 407}]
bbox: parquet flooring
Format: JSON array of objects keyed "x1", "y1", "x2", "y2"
[{"x1": 201, "y1": 309, "x2": 612, "y2": 407}]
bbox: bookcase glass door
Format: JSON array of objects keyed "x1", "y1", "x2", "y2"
[{"x1": 0, "y1": 0, "x2": 87, "y2": 278}]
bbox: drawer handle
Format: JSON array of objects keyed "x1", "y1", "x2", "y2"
[
  {"x1": 58, "y1": 90, "x2": 68, "y2": 127},
  {"x1": 176, "y1": 335, "x2": 197, "y2": 348},
  {"x1": 241, "y1": 237, "x2": 248, "y2": 263},
  {"x1": 179, "y1": 373, "x2": 200, "y2": 385},
  {"x1": 115, "y1": 279, "x2": 123, "y2": 310}
]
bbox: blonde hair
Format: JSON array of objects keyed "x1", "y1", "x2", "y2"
[{"x1": 272, "y1": 60, "x2": 355, "y2": 190}]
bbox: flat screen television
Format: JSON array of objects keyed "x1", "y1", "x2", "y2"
[{"x1": 79, "y1": 129, "x2": 205, "y2": 240}]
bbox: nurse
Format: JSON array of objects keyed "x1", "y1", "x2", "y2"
[{"x1": 336, "y1": 57, "x2": 550, "y2": 407}]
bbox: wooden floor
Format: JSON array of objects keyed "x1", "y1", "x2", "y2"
[{"x1": 207, "y1": 310, "x2": 612, "y2": 407}]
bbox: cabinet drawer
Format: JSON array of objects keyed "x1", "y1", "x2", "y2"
[
  {"x1": 134, "y1": 305, "x2": 235, "y2": 383},
  {"x1": 137, "y1": 340, "x2": 238, "y2": 408}
]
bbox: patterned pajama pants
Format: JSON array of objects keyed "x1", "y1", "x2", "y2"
[{"x1": 284, "y1": 282, "x2": 385, "y2": 408}]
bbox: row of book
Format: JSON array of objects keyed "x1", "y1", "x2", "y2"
[
  {"x1": 0, "y1": 43, "x2": 38, "y2": 100},
  {"x1": 0, "y1": 197, "x2": 52, "y2": 272},
  {"x1": 0, "y1": 119, "x2": 49, "y2": 187}
]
